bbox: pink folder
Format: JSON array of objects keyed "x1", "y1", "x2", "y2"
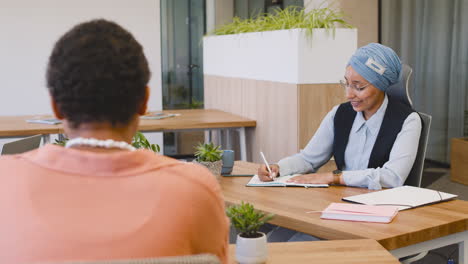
[{"x1": 320, "y1": 203, "x2": 399, "y2": 223}]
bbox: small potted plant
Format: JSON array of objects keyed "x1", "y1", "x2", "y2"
[
  {"x1": 227, "y1": 202, "x2": 274, "y2": 264},
  {"x1": 193, "y1": 142, "x2": 223, "y2": 178}
]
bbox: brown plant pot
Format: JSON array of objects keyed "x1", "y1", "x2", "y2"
[{"x1": 193, "y1": 160, "x2": 223, "y2": 181}]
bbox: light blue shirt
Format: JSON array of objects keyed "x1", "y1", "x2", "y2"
[{"x1": 278, "y1": 95, "x2": 422, "y2": 190}]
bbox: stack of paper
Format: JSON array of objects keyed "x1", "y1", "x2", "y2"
[
  {"x1": 320, "y1": 203, "x2": 399, "y2": 223},
  {"x1": 140, "y1": 113, "x2": 180, "y2": 120},
  {"x1": 26, "y1": 118, "x2": 61, "y2": 125}
]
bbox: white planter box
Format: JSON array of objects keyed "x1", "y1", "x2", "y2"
[{"x1": 203, "y1": 28, "x2": 357, "y2": 84}]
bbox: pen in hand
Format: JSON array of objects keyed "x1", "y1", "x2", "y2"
[{"x1": 260, "y1": 151, "x2": 275, "y2": 181}]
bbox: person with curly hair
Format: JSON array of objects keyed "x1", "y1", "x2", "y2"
[{"x1": 0, "y1": 19, "x2": 228, "y2": 263}]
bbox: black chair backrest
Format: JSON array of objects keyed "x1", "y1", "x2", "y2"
[
  {"x1": 386, "y1": 64, "x2": 413, "y2": 107},
  {"x1": 1, "y1": 134, "x2": 42, "y2": 155},
  {"x1": 404, "y1": 113, "x2": 432, "y2": 187},
  {"x1": 386, "y1": 64, "x2": 432, "y2": 187}
]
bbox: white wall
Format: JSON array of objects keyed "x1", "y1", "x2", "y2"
[{"x1": 0, "y1": 0, "x2": 163, "y2": 148}]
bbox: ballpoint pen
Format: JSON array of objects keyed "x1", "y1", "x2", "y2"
[{"x1": 260, "y1": 151, "x2": 274, "y2": 181}]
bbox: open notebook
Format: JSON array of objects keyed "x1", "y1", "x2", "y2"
[
  {"x1": 140, "y1": 113, "x2": 180, "y2": 120},
  {"x1": 342, "y1": 185, "x2": 458, "y2": 211},
  {"x1": 246, "y1": 175, "x2": 328, "y2": 188}
]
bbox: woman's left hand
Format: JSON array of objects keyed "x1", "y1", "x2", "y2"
[{"x1": 286, "y1": 172, "x2": 334, "y2": 184}]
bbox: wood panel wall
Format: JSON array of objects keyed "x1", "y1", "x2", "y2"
[
  {"x1": 298, "y1": 83, "x2": 345, "y2": 148},
  {"x1": 305, "y1": 0, "x2": 379, "y2": 47},
  {"x1": 204, "y1": 75, "x2": 345, "y2": 163}
]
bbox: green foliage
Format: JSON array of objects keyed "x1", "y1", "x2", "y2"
[
  {"x1": 194, "y1": 142, "x2": 223, "y2": 162},
  {"x1": 211, "y1": 5, "x2": 352, "y2": 38},
  {"x1": 181, "y1": 98, "x2": 204, "y2": 109},
  {"x1": 53, "y1": 132, "x2": 160, "y2": 153},
  {"x1": 54, "y1": 138, "x2": 68, "y2": 146},
  {"x1": 131, "y1": 132, "x2": 161, "y2": 153},
  {"x1": 226, "y1": 202, "x2": 274, "y2": 238}
]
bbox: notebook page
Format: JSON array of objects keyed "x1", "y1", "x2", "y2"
[
  {"x1": 246, "y1": 175, "x2": 286, "y2": 186},
  {"x1": 26, "y1": 118, "x2": 62, "y2": 125},
  {"x1": 342, "y1": 186, "x2": 457, "y2": 211},
  {"x1": 247, "y1": 175, "x2": 328, "y2": 188}
]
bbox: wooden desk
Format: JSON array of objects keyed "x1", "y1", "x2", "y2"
[
  {"x1": 0, "y1": 115, "x2": 60, "y2": 138},
  {"x1": 229, "y1": 240, "x2": 400, "y2": 264},
  {"x1": 223, "y1": 161, "x2": 468, "y2": 262},
  {"x1": 0, "y1": 109, "x2": 256, "y2": 160}
]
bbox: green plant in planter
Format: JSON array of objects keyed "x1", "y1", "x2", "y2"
[
  {"x1": 227, "y1": 201, "x2": 274, "y2": 238},
  {"x1": 54, "y1": 138, "x2": 68, "y2": 146},
  {"x1": 53, "y1": 132, "x2": 160, "y2": 153},
  {"x1": 132, "y1": 132, "x2": 160, "y2": 153},
  {"x1": 194, "y1": 142, "x2": 223, "y2": 162},
  {"x1": 211, "y1": 5, "x2": 352, "y2": 38}
]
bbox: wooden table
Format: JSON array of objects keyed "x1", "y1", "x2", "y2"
[
  {"x1": 223, "y1": 161, "x2": 468, "y2": 262},
  {"x1": 0, "y1": 115, "x2": 60, "y2": 138},
  {"x1": 0, "y1": 109, "x2": 256, "y2": 160},
  {"x1": 228, "y1": 239, "x2": 400, "y2": 264}
]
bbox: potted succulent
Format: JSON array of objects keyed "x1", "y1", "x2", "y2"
[
  {"x1": 227, "y1": 202, "x2": 274, "y2": 264},
  {"x1": 193, "y1": 142, "x2": 223, "y2": 178},
  {"x1": 54, "y1": 131, "x2": 160, "y2": 153}
]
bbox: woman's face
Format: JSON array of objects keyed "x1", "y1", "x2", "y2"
[{"x1": 343, "y1": 66, "x2": 385, "y2": 119}]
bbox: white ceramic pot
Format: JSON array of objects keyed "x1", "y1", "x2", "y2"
[{"x1": 235, "y1": 232, "x2": 268, "y2": 264}]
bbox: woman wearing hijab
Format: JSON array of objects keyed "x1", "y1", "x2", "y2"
[{"x1": 258, "y1": 43, "x2": 422, "y2": 190}]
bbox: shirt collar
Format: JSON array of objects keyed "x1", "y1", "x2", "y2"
[
  {"x1": 20, "y1": 144, "x2": 175, "y2": 177},
  {"x1": 352, "y1": 94, "x2": 388, "y2": 135}
]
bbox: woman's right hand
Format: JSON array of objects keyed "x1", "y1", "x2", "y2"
[{"x1": 258, "y1": 164, "x2": 280, "y2": 182}]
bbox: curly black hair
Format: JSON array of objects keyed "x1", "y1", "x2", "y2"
[{"x1": 46, "y1": 19, "x2": 151, "y2": 128}]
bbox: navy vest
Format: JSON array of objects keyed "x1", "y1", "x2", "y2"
[{"x1": 333, "y1": 96, "x2": 414, "y2": 170}]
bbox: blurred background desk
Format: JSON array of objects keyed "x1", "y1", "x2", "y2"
[
  {"x1": 0, "y1": 115, "x2": 60, "y2": 144},
  {"x1": 0, "y1": 109, "x2": 256, "y2": 160},
  {"x1": 139, "y1": 109, "x2": 256, "y2": 160}
]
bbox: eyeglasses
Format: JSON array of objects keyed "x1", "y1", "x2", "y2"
[{"x1": 339, "y1": 80, "x2": 371, "y2": 93}]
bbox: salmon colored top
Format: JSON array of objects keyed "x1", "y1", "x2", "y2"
[{"x1": 0, "y1": 144, "x2": 229, "y2": 264}]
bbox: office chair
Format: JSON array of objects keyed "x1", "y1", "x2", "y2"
[
  {"x1": 404, "y1": 113, "x2": 432, "y2": 187},
  {"x1": 51, "y1": 254, "x2": 221, "y2": 264},
  {"x1": 387, "y1": 64, "x2": 433, "y2": 264},
  {"x1": 1, "y1": 134, "x2": 42, "y2": 155},
  {"x1": 386, "y1": 64, "x2": 432, "y2": 188},
  {"x1": 387, "y1": 64, "x2": 414, "y2": 108}
]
